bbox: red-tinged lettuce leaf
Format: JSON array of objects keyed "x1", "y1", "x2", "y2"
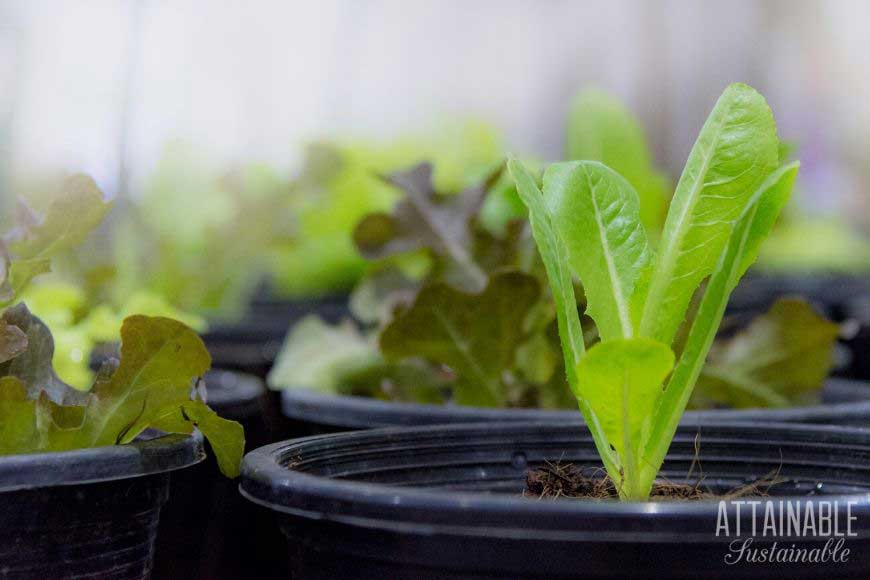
[
  {"x1": 379, "y1": 271, "x2": 540, "y2": 407},
  {"x1": 692, "y1": 298, "x2": 840, "y2": 409},
  {"x1": 352, "y1": 163, "x2": 496, "y2": 292},
  {"x1": 0, "y1": 313, "x2": 244, "y2": 477},
  {"x1": 0, "y1": 304, "x2": 88, "y2": 405},
  {"x1": 0, "y1": 317, "x2": 27, "y2": 364},
  {"x1": 348, "y1": 265, "x2": 421, "y2": 326}
]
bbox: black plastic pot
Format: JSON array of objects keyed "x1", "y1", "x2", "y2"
[
  {"x1": 843, "y1": 295, "x2": 870, "y2": 380},
  {"x1": 205, "y1": 293, "x2": 350, "y2": 379},
  {"x1": 241, "y1": 421, "x2": 870, "y2": 579},
  {"x1": 728, "y1": 274, "x2": 870, "y2": 319},
  {"x1": 247, "y1": 291, "x2": 351, "y2": 328},
  {"x1": 152, "y1": 370, "x2": 288, "y2": 580},
  {"x1": 280, "y1": 377, "x2": 870, "y2": 436},
  {"x1": 0, "y1": 432, "x2": 203, "y2": 579}
]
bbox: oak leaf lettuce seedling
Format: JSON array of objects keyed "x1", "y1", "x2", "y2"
[
  {"x1": 0, "y1": 175, "x2": 244, "y2": 477},
  {"x1": 0, "y1": 306, "x2": 244, "y2": 477},
  {"x1": 509, "y1": 83, "x2": 799, "y2": 500}
]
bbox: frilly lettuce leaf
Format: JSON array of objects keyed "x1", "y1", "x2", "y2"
[
  {"x1": 271, "y1": 121, "x2": 505, "y2": 297},
  {"x1": 0, "y1": 308, "x2": 244, "y2": 477},
  {"x1": 379, "y1": 271, "x2": 540, "y2": 407},
  {"x1": 353, "y1": 163, "x2": 496, "y2": 292},
  {"x1": 692, "y1": 298, "x2": 840, "y2": 409},
  {"x1": 19, "y1": 282, "x2": 206, "y2": 387},
  {"x1": 267, "y1": 315, "x2": 381, "y2": 394}
]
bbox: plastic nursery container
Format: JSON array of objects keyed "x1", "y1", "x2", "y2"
[
  {"x1": 205, "y1": 293, "x2": 350, "y2": 379},
  {"x1": 241, "y1": 421, "x2": 870, "y2": 580},
  {"x1": 280, "y1": 377, "x2": 870, "y2": 435},
  {"x1": 843, "y1": 295, "x2": 870, "y2": 380},
  {"x1": 152, "y1": 370, "x2": 287, "y2": 580},
  {"x1": 727, "y1": 274, "x2": 870, "y2": 319},
  {"x1": 0, "y1": 433, "x2": 203, "y2": 580}
]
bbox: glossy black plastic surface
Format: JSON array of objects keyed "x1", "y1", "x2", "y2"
[
  {"x1": 242, "y1": 421, "x2": 870, "y2": 579},
  {"x1": 281, "y1": 378, "x2": 870, "y2": 435},
  {"x1": 0, "y1": 434, "x2": 203, "y2": 580}
]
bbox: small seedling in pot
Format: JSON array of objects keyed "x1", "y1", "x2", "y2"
[
  {"x1": 510, "y1": 83, "x2": 799, "y2": 500},
  {"x1": 0, "y1": 175, "x2": 244, "y2": 477}
]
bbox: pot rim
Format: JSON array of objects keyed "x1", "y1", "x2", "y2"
[
  {"x1": 279, "y1": 377, "x2": 870, "y2": 429},
  {"x1": 206, "y1": 368, "x2": 264, "y2": 410},
  {"x1": 0, "y1": 431, "x2": 204, "y2": 493},
  {"x1": 240, "y1": 420, "x2": 870, "y2": 528}
]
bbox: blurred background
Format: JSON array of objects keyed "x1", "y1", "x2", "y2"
[
  {"x1": 2, "y1": 6, "x2": 870, "y2": 578},
  {"x1": 1, "y1": 0, "x2": 868, "y2": 223},
  {"x1": 1, "y1": 0, "x2": 869, "y2": 325}
]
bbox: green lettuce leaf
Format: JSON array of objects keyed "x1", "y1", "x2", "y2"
[
  {"x1": 150, "y1": 399, "x2": 245, "y2": 478},
  {"x1": 566, "y1": 89, "x2": 669, "y2": 233},
  {"x1": 640, "y1": 160, "x2": 798, "y2": 494},
  {"x1": 543, "y1": 161, "x2": 653, "y2": 341},
  {"x1": 0, "y1": 312, "x2": 244, "y2": 477},
  {"x1": 507, "y1": 159, "x2": 586, "y2": 388},
  {"x1": 576, "y1": 338, "x2": 674, "y2": 499},
  {"x1": 6, "y1": 175, "x2": 111, "y2": 260},
  {"x1": 638, "y1": 83, "x2": 779, "y2": 345},
  {"x1": 693, "y1": 298, "x2": 839, "y2": 409},
  {"x1": 379, "y1": 271, "x2": 540, "y2": 407},
  {"x1": 267, "y1": 315, "x2": 381, "y2": 394},
  {"x1": 0, "y1": 377, "x2": 41, "y2": 454},
  {"x1": 508, "y1": 157, "x2": 619, "y2": 476},
  {"x1": 1, "y1": 175, "x2": 111, "y2": 307}
]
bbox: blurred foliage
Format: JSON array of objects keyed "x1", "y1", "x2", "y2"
[
  {"x1": 757, "y1": 217, "x2": 870, "y2": 273},
  {"x1": 268, "y1": 120, "x2": 506, "y2": 297},
  {"x1": 692, "y1": 298, "x2": 840, "y2": 408},
  {"x1": 268, "y1": 91, "x2": 841, "y2": 413},
  {"x1": 110, "y1": 143, "x2": 292, "y2": 320},
  {"x1": 19, "y1": 281, "x2": 206, "y2": 387},
  {"x1": 565, "y1": 89, "x2": 670, "y2": 236},
  {"x1": 1, "y1": 88, "x2": 858, "y2": 414}
]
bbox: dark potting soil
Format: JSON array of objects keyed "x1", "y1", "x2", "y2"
[{"x1": 524, "y1": 460, "x2": 780, "y2": 501}]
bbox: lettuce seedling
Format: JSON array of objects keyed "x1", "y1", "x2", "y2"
[
  {"x1": 510, "y1": 83, "x2": 799, "y2": 500},
  {"x1": 0, "y1": 174, "x2": 244, "y2": 477},
  {"x1": 0, "y1": 305, "x2": 244, "y2": 477}
]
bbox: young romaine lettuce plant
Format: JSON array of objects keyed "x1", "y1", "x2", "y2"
[{"x1": 509, "y1": 83, "x2": 799, "y2": 500}]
